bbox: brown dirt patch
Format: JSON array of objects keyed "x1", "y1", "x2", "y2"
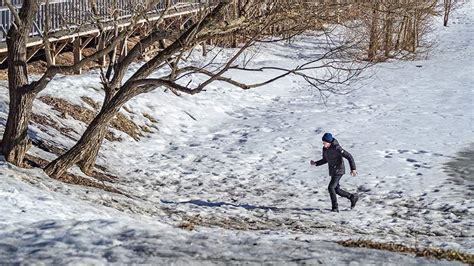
[
  {"x1": 177, "y1": 221, "x2": 196, "y2": 231},
  {"x1": 24, "y1": 153, "x2": 120, "y2": 191},
  {"x1": 337, "y1": 239, "x2": 474, "y2": 264},
  {"x1": 89, "y1": 170, "x2": 119, "y2": 183},
  {"x1": 57, "y1": 172, "x2": 122, "y2": 194}
]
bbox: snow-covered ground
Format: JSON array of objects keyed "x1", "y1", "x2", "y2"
[{"x1": 0, "y1": 2, "x2": 473, "y2": 265}]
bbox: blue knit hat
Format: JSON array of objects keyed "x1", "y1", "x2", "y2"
[{"x1": 322, "y1": 133, "x2": 333, "y2": 143}]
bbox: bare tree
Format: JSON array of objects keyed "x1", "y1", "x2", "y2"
[
  {"x1": 383, "y1": 4, "x2": 394, "y2": 58},
  {"x1": 0, "y1": 0, "x2": 164, "y2": 166},
  {"x1": 44, "y1": 0, "x2": 369, "y2": 178},
  {"x1": 343, "y1": 0, "x2": 438, "y2": 62},
  {"x1": 442, "y1": 0, "x2": 463, "y2": 27},
  {"x1": 443, "y1": 0, "x2": 453, "y2": 26},
  {"x1": 367, "y1": 2, "x2": 380, "y2": 61}
]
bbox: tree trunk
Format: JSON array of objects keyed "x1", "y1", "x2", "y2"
[
  {"x1": 1, "y1": 26, "x2": 35, "y2": 166},
  {"x1": 395, "y1": 16, "x2": 406, "y2": 50},
  {"x1": 367, "y1": 3, "x2": 380, "y2": 61},
  {"x1": 75, "y1": 125, "x2": 108, "y2": 175},
  {"x1": 231, "y1": 0, "x2": 238, "y2": 48},
  {"x1": 414, "y1": 10, "x2": 420, "y2": 52},
  {"x1": 44, "y1": 102, "x2": 121, "y2": 178},
  {"x1": 75, "y1": 106, "x2": 114, "y2": 175},
  {"x1": 2, "y1": 90, "x2": 36, "y2": 166},
  {"x1": 383, "y1": 10, "x2": 393, "y2": 59},
  {"x1": 402, "y1": 16, "x2": 411, "y2": 51},
  {"x1": 43, "y1": 84, "x2": 127, "y2": 178},
  {"x1": 75, "y1": 87, "x2": 119, "y2": 175},
  {"x1": 444, "y1": 0, "x2": 452, "y2": 27},
  {"x1": 443, "y1": 12, "x2": 449, "y2": 27}
]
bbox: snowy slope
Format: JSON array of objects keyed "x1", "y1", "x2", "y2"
[
  {"x1": 1, "y1": 2, "x2": 473, "y2": 265},
  {"x1": 0, "y1": 169, "x2": 461, "y2": 265}
]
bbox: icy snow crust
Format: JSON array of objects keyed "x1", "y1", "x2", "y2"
[{"x1": 0, "y1": 3, "x2": 473, "y2": 265}]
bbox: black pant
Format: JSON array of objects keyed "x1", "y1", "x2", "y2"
[{"x1": 328, "y1": 174, "x2": 352, "y2": 209}]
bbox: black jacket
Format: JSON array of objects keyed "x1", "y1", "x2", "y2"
[{"x1": 315, "y1": 139, "x2": 356, "y2": 176}]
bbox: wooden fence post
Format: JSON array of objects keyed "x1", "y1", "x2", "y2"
[{"x1": 73, "y1": 37, "x2": 82, "y2": 74}]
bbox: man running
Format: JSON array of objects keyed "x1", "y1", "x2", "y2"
[{"x1": 311, "y1": 133, "x2": 359, "y2": 212}]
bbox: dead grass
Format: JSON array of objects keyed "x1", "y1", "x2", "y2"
[
  {"x1": 113, "y1": 113, "x2": 142, "y2": 141},
  {"x1": 39, "y1": 96, "x2": 96, "y2": 123},
  {"x1": 81, "y1": 96, "x2": 101, "y2": 110},
  {"x1": 31, "y1": 113, "x2": 78, "y2": 141},
  {"x1": 38, "y1": 95, "x2": 147, "y2": 141},
  {"x1": 140, "y1": 125, "x2": 154, "y2": 134},
  {"x1": 337, "y1": 239, "x2": 474, "y2": 264},
  {"x1": 80, "y1": 96, "x2": 149, "y2": 141},
  {"x1": 31, "y1": 138, "x2": 67, "y2": 157},
  {"x1": 122, "y1": 105, "x2": 134, "y2": 114},
  {"x1": 142, "y1": 112, "x2": 158, "y2": 123}
]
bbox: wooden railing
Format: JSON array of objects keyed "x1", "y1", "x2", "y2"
[{"x1": 0, "y1": 0, "x2": 203, "y2": 41}]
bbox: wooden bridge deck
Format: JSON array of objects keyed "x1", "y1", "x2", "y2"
[{"x1": 0, "y1": 0, "x2": 205, "y2": 53}]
